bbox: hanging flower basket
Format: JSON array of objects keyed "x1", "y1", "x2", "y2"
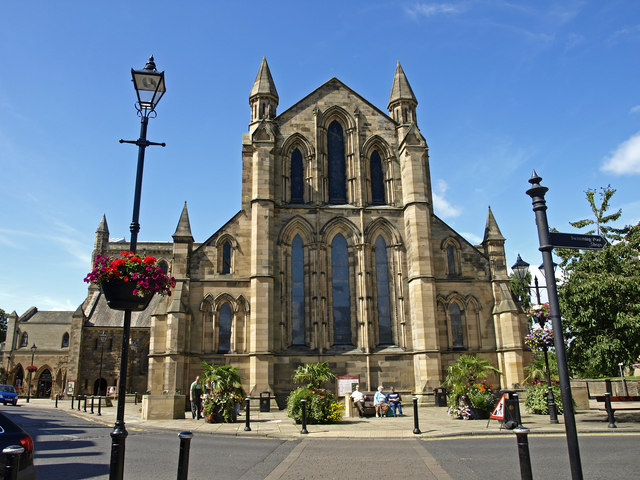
[
  {"x1": 85, "y1": 251, "x2": 175, "y2": 312},
  {"x1": 26, "y1": 365, "x2": 37, "y2": 373},
  {"x1": 101, "y1": 278, "x2": 154, "y2": 311}
]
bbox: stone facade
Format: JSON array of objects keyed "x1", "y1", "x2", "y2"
[{"x1": 1, "y1": 60, "x2": 529, "y2": 415}]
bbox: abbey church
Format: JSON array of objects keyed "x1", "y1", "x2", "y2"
[{"x1": 1, "y1": 59, "x2": 528, "y2": 418}]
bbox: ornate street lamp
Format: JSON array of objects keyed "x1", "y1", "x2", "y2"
[
  {"x1": 26, "y1": 344, "x2": 37, "y2": 403},
  {"x1": 511, "y1": 254, "x2": 559, "y2": 424},
  {"x1": 98, "y1": 331, "x2": 107, "y2": 396},
  {"x1": 110, "y1": 55, "x2": 166, "y2": 480}
]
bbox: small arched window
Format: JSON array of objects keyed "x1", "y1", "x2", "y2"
[
  {"x1": 221, "y1": 241, "x2": 232, "y2": 275},
  {"x1": 331, "y1": 234, "x2": 351, "y2": 345},
  {"x1": 158, "y1": 260, "x2": 169, "y2": 274},
  {"x1": 61, "y1": 332, "x2": 69, "y2": 348},
  {"x1": 20, "y1": 333, "x2": 28, "y2": 347},
  {"x1": 450, "y1": 303, "x2": 464, "y2": 349},
  {"x1": 370, "y1": 151, "x2": 385, "y2": 205},
  {"x1": 290, "y1": 149, "x2": 304, "y2": 204},
  {"x1": 218, "y1": 303, "x2": 232, "y2": 353},
  {"x1": 291, "y1": 235, "x2": 305, "y2": 345},
  {"x1": 328, "y1": 121, "x2": 346, "y2": 204}
]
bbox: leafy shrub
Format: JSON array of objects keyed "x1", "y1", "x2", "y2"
[
  {"x1": 286, "y1": 387, "x2": 343, "y2": 424},
  {"x1": 447, "y1": 381, "x2": 499, "y2": 419},
  {"x1": 524, "y1": 382, "x2": 565, "y2": 415}
]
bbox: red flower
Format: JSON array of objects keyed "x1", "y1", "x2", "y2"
[
  {"x1": 123, "y1": 277, "x2": 129, "y2": 282},
  {"x1": 112, "y1": 259, "x2": 126, "y2": 267},
  {"x1": 143, "y1": 256, "x2": 156, "y2": 264},
  {"x1": 130, "y1": 256, "x2": 142, "y2": 264}
]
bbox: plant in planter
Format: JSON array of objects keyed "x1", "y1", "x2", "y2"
[
  {"x1": 286, "y1": 362, "x2": 343, "y2": 424},
  {"x1": 84, "y1": 251, "x2": 175, "y2": 311},
  {"x1": 525, "y1": 382, "x2": 566, "y2": 415},
  {"x1": 200, "y1": 363, "x2": 245, "y2": 423}
]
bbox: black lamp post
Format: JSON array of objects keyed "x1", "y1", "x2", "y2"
[
  {"x1": 98, "y1": 331, "x2": 107, "y2": 396},
  {"x1": 26, "y1": 344, "x2": 37, "y2": 403},
  {"x1": 511, "y1": 254, "x2": 559, "y2": 424},
  {"x1": 110, "y1": 55, "x2": 165, "y2": 480},
  {"x1": 526, "y1": 171, "x2": 583, "y2": 479}
]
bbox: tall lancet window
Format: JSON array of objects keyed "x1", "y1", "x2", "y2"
[
  {"x1": 375, "y1": 236, "x2": 392, "y2": 344},
  {"x1": 370, "y1": 151, "x2": 385, "y2": 205},
  {"x1": 331, "y1": 234, "x2": 351, "y2": 344},
  {"x1": 291, "y1": 235, "x2": 305, "y2": 345},
  {"x1": 222, "y1": 241, "x2": 231, "y2": 274},
  {"x1": 450, "y1": 303, "x2": 464, "y2": 349},
  {"x1": 290, "y1": 149, "x2": 304, "y2": 204},
  {"x1": 328, "y1": 121, "x2": 346, "y2": 204},
  {"x1": 219, "y1": 303, "x2": 232, "y2": 353}
]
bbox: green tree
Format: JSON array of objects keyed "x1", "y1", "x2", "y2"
[
  {"x1": 0, "y1": 308, "x2": 7, "y2": 343},
  {"x1": 524, "y1": 351, "x2": 558, "y2": 385},
  {"x1": 291, "y1": 362, "x2": 336, "y2": 389},
  {"x1": 201, "y1": 363, "x2": 243, "y2": 392},
  {"x1": 558, "y1": 223, "x2": 640, "y2": 377},
  {"x1": 509, "y1": 271, "x2": 532, "y2": 313},
  {"x1": 443, "y1": 354, "x2": 502, "y2": 397}
]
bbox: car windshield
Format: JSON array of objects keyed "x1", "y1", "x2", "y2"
[{"x1": 0, "y1": 386, "x2": 16, "y2": 393}]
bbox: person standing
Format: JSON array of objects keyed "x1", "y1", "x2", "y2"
[
  {"x1": 373, "y1": 385, "x2": 389, "y2": 418},
  {"x1": 350, "y1": 384, "x2": 366, "y2": 417},
  {"x1": 190, "y1": 375, "x2": 203, "y2": 420},
  {"x1": 387, "y1": 386, "x2": 403, "y2": 416}
]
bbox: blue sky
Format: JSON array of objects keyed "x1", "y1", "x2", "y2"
[{"x1": 1, "y1": 1, "x2": 639, "y2": 315}]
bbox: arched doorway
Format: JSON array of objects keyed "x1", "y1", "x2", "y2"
[
  {"x1": 37, "y1": 369, "x2": 52, "y2": 398},
  {"x1": 14, "y1": 366, "x2": 24, "y2": 392},
  {"x1": 94, "y1": 378, "x2": 107, "y2": 396}
]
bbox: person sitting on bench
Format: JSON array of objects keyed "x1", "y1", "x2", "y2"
[
  {"x1": 374, "y1": 386, "x2": 389, "y2": 418},
  {"x1": 350, "y1": 384, "x2": 366, "y2": 417},
  {"x1": 388, "y1": 386, "x2": 403, "y2": 416}
]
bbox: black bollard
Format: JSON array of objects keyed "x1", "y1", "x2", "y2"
[
  {"x1": 83, "y1": 396, "x2": 88, "y2": 412},
  {"x1": 300, "y1": 399, "x2": 308, "y2": 434},
  {"x1": 412, "y1": 397, "x2": 421, "y2": 434},
  {"x1": 176, "y1": 431, "x2": 193, "y2": 480},
  {"x1": 512, "y1": 393, "x2": 533, "y2": 480},
  {"x1": 2, "y1": 445, "x2": 24, "y2": 480},
  {"x1": 604, "y1": 392, "x2": 617, "y2": 428},
  {"x1": 78, "y1": 395, "x2": 82, "y2": 411},
  {"x1": 91, "y1": 396, "x2": 95, "y2": 414},
  {"x1": 71, "y1": 395, "x2": 75, "y2": 409},
  {"x1": 98, "y1": 396, "x2": 102, "y2": 416},
  {"x1": 134, "y1": 392, "x2": 138, "y2": 405},
  {"x1": 55, "y1": 394, "x2": 58, "y2": 408},
  {"x1": 244, "y1": 398, "x2": 251, "y2": 431}
]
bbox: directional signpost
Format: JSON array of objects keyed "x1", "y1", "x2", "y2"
[{"x1": 549, "y1": 232, "x2": 607, "y2": 250}]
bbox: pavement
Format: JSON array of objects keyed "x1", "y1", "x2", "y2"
[{"x1": 20, "y1": 397, "x2": 640, "y2": 439}]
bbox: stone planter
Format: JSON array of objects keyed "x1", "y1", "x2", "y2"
[{"x1": 101, "y1": 279, "x2": 153, "y2": 311}]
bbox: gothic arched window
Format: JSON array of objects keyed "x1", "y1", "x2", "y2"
[
  {"x1": 370, "y1": 151, "x2": 385, "y2": 205},
  {"x1": 375, "y1": 236, "x2": 392, "y2": 345},
  {"x1": 218, "y1": 303, "x2": 232, "y2": 353},
  {"x1": 446, "y1": 245, "x2": 456, "y2": 276},
  {"x1": 331, "y1": 234, "x2": 351, "y2": 345},
  {"x1": 328, "y1": 121, "x2": 346, "y2": 204},
  {"x1": 221, "y1": 241, "x2": 232, "y2": 275},
  {"x1": 291, "y1": 235, "x2": 305, "y2": 345},
  {"x1": 20, "y1": 333, "x2": 28, "y2": 347},
  {"x1": 290, "y1": 149, "x2": 304, "y2": 204},
  {"x1": 61, "y1": 333, "x2": 69, "y2": 348},
  {"x1": 450, "y1": 303, "x2": 464, "y2": 349}
]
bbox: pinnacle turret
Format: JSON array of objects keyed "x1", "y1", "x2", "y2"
[
  {"x1": 249, "y1": 57, "x2": 279, "y2": 124},
  {"x1": 483, "y1": 206, "x2": 505, "y2": 243},
  {"x1": 173, "y1": 201, "x2": 194, "y2": 241},
  {"x1": 388, "y1": 61, "x2": 418, "y2": 125}
]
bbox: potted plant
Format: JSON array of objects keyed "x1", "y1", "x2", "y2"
[
  {"x1": 84, "y1": 251, "x2": 175, "y2": 311},
  {"x1": 200, "y1": 363, "x2": 245, "y2": 423}
]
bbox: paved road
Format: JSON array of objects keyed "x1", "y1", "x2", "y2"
[{"x1": 3, "y1": 406, "x2": 638, "y2": 479}]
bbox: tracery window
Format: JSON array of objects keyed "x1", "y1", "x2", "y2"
[
  {"x1": 370, "y1": 151, "x2": 385, "y2": 205},
  {"x1": 291, "y1": 235, "x2": 305, "y2": 345},
  {"x1": 375, "y1": 236, "x2": 392, "y2": 345},
  {"x1": 331, "y1": 234, "x2": 351, "y2": 344},
  {"x1": 290, "y1": 149, "x2": 304, "y2": 204},
  {"x1": 218, "y1": 303, "x2": 232, "y2": 353},
  {"x1": 328, "y1": 121, "x2": 346, "y2": 204},
  {"x1": 450, "y1": 303, "x2": 464, "y2": 349}
]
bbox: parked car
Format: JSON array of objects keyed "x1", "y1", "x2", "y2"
[
  {"x1": 0, "y1": 387, "x2": 18, "y2": 406},
  {"x1": 0, "y1": 411, "x2": 36, "y2": 479}
]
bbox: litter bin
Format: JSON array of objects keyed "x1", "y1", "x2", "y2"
[
  {"x1": 433, "y1": 387, "x2": 447, "y2": 407},
  {"x1": 259, "y1": 392, "x2": 270, "y2": 412},
  {"x1": 498, "y1": 390, "x2": 519, "y2": 428}
]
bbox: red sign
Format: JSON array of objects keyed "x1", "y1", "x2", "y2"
[{"x1": 490, "y1": 394, "x2": 506, "y2": 420}]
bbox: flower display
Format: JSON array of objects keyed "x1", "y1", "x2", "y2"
[
  {"x1": 528, "y1": 303, "x2": 550, "y2": 325},
  {"x1": 26, "y1": 365, "x2": 37, "y2": 373},
  {"x1": 447, "y1": 381, "x2": 499, "y2": 420},
  {"x1": 84, "y1": 251, "x2": 175, "y2": 298},
  {"x1": 524, "y1": 327, "x2": 554, "y2": 350}
]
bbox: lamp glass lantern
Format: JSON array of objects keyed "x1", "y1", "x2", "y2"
[
  {"x1": 99, "y1": 331, "x2": 108, "y2": 345},
  {"x1": 30, "y1": 343, "x2": 37, "y2": 355},
  {"x1": 511, "y1": 254, "x2": 530, "y2": 281},
  {"x1": 131, "y1": 56, "x2": 165, "y2": 112}
]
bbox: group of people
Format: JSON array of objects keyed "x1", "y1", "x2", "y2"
[{"x1": 350, "y1": 384, "x2": 404, "y2": 418}]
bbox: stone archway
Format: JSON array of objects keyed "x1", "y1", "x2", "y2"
[
  {"x1": 37, "y1": 369, "x2": 52, "y2": 398},
  {"x1": 94, "y1": 378, "x2": 107, "y2": 396}
]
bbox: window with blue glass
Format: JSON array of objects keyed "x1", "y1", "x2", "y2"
[
  {"x1": 222, "y1": 241, "x2": 231, "y2": 274},
  {"x1": 218, "y1": 303, "x2": 232, "y2": 353},
  {"x1": 331, "y1": 234, "x2": 351, "y2": 344},
  {"x1": 370, "y1": 151, "x2": 385, "y2": 205},
  {"x1": 375, "y1": 236, "x2": 393, "y2": 344},
  {"x1": 328, "y1": 121, "x2": 346, "y2": 204},
  {"x1": 450, "y1": 303, "x2": 464, "y2": 349},
  {"x1": 446, "y1": 245, "x2": 456, "y2": 276},
  {"x1": 291, "y1": 235, "x2": 305, "y2": 345},
  {"x1": 290, "y1": 149, "x2": 304, "y2": 204}
]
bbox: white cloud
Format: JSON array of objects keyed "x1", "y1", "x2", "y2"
[
  {"x1": 630, "y1": 105, "x2": 640, "y2": 115},
  {"x1": 405, "y1": 2, "x2": 462, "y2": 19},
  {"x1": 432, "y1": 179, "x2": 462, "y2": 218},
  {"x1": 39, "y1": 296, "x2": 79, "y2": 312},
  {"x1": 459, "y1": 231, "x2": 482, "y2": 244},
  {"x1": 601, "y1": 131, "x2": 640, "y2": 175}
]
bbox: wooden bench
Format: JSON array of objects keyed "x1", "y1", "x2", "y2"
[{"x1": 595, "y1": 393, "x2": 640, "y2": 428}]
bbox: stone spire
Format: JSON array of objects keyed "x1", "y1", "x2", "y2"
[
  {"x1": 92, "y1": 215, "x2": 109, "y2": 266},
  {"x1": 172, "y1": 202, "x2": 193, "y2": 241},
  {"x1": 483, "y1": 206, "x2": 505, "y2": 243},
  {"x1": 249, "y1": 57, "x2": 279, "y2": 124},
  {"x1": 388, "y1": 61, "x2": 418, "y2": 125},
  {"x1": 97, "y1": 214, "x2": 109, "y2": 235}
]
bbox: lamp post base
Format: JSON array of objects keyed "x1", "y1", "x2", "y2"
[{"x1": 109, "y1": 422, "x2": 128, "y2": 480}]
